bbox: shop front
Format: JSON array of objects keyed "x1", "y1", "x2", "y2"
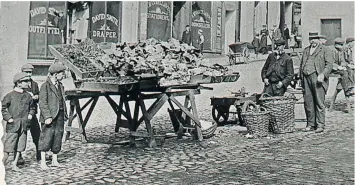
[{"x1": 140, "y1": 1, "x2": 228, "y2": 54}]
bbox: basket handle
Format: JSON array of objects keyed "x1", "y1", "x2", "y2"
[
  {"x1": 259, "y1": 93, "x2": 272, "y2": 100},
  {"x1": 258, "y1": 106, "x2": 268, "y2": 113},
  {"x1": 284, "y1": 92, "x2": 297, "y2": 101},
  {"x1": 241, "y1": 100, "x2": 258, "y2": 112}
]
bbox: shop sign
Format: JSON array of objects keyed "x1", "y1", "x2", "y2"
[
  {"x1": 217, "y1": 7, "x2": 222, "y2": 37},
  {"x1": 191, "y1": 2, "x2": 212, "y2": 50},
  {"x1": 28, "y1": 1, "x2": 66, "y2": 58},
  {"x1": 90, "y1": 2, "x2": 120, "y2": 43},
  {"x1": 147, "y1": 1, "x2": 172, "y2": 41},
  {"x1": 28, "y1": 6, "x2": 63, "y2": 35}
]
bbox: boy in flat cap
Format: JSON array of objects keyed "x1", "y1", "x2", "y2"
[
  {"x1": 297, "y1": 32, "x2": 333, "y2": 133},
  {"x1": 17, "y1": 64, "x2": 41, "y2": 162},
  {"x1": 261, "y1": 38, "x2": 294, "y2": 96},
  {"x1": 197, "y1": 29, "x2": 204, "y2": 55},
  {"x1": 2, "y1": 72, "x2": 35, "y2": 171},
  {"x1": 38, "y1": 62, "x2": 68, "y2": 170}
]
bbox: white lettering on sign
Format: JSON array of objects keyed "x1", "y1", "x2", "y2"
[
  {"x1": 191, "y1": 22, "x2": 211, "y2": 29},
  {"x1": 30, "y1": 7, "x2": 47, "y2": 17},
  {"x1": 30, "y1": 7, "x2": 61, "y2": 18},
  {"x1": 147, "y1": 13, "x2": 169, "y2": 21},
  {"x1": 148, "y1": 2, "x2": 170, "y2": 14},
  {"x1": 192, "y1": 10, "x2": 211, "y2": 21},
  {"x1": 92, "y1": 13, "x2": 119, "y2": 27},
  {"x1": 29, "y1": 26, "x2": 60, "y2": 34},
  {"x1": 92, "y1": 31, "x2": 117, "y2": 38}
]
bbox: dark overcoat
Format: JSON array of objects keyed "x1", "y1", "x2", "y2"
[{"x1": 261, "y1": 53, "x2": 295, "y2": 88}]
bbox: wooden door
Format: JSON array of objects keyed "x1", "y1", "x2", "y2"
[{"x1": 321, "y1": 19, "x2": 341, "y2": 45}]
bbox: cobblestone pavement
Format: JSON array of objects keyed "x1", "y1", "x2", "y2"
[{"x1": 4, "y1": 59, "x2": 355, "y2": 184}]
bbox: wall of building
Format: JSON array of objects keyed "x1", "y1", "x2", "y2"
[
  {"x1": 240, "y1": 1, "x2": 254, "y2": 42},
  {"x1": 121, "y1": 2, "x2": 139, "y2": 43},
  {"x1": 301, "y1": 1, "x2": 354, "y2": 47},
  {"x1": 254, "y1": 1, "x2": 267, "y2": 36},
  {"x1": 285, "y1": 2, "x2": 293, "y2": 30},
  {"x1": 0, "y1": 2, "x2": 31, "y2": 97}
]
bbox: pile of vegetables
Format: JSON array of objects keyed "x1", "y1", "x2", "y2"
[{"x1": 55, "y1": 38, "x2": 231, "y2": 85}]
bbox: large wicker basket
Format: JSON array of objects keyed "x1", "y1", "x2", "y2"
[
  {"x1": 241, "y1": 100, "x2": 270, "y2": 138},
  {"x1": 259, "y1": 93, "x2": 297, "y2": 134}
]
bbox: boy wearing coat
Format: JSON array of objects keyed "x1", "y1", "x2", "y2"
[
  {"x1": 17, "y1": 64, "x2": 41, "y2": 163},
  {"x1": 38, "y1": 62, "x2": 67, "y2": 170},
  {"x1": 2, "y1": 72, "x2": 35, "y2": 171}
]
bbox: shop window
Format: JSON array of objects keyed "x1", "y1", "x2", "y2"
[
  {"x1": 146, "y1": 1, "x2": 172, "y2": 42},
  {"x1": 28, "y1": 1, "x2": 67, "y2": 59},
  {"x1": 89, "y1": 1, "x2": 121, "y2": 43}
]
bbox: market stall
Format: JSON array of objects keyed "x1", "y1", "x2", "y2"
[{"x1": 49, "y1": 38, "x2": 239, "y2": 147}]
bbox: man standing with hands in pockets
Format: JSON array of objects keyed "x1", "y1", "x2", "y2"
[{"x1": 298, "y1": 32, "x2": 333, "y2": 133}]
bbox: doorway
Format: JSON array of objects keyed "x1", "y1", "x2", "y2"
[
  {"x1": 321, "y1": 19, "x2": 341, "y2": 45},
  {"x1": 224, "y1": 10, "x2": 236, "y2": 54}
]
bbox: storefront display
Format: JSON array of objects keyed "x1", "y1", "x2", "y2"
[
  {"x1": 90, "y1": 1, "x2": 121, "y2": 43},
  {"x1": 28, "y1": 1, "x2": 66, "y2": 58},
  {"x1": 191, "y1": 1, "x2": 212, "y2": 50},
  {"x1": 147, "y1": 1, "x2": 172, "y2": 41}
]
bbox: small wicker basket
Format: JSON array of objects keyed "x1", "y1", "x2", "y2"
[
  {"x1": 241, "y1": 100, "x2": 270, "y2": 138},
  {"x1": 259, "y1": 93, "x2": 297, "y2": 134}
]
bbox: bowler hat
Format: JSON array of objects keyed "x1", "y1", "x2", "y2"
[
  {"x1": 346, "y1": 37, "x2": 354, "y2": 43},
  {"x1": 275, "y1": 39, "x2": 286, "y2": 46},
  {"x1": 13, "y1": 72, "x2": 30, "y2": 84},
  {"x1": 334, "y1": 38, "x2": 345, "y2": 45},
  {"x1": 21, "y1": 64, "x2": 34, "y2": 72},
  {"x1": 48, "y1": 62, "x2": 66, "y2": 74},
  {"x1": 309, "y1": 32, "x2": 326, "y2": 40}
]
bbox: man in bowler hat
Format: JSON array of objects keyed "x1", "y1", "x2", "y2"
[{"x1": 298, "y1": 32, "x2": 333, "y2": 133}]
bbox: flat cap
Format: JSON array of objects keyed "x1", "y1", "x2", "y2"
[
  {"x1": 275, "y1": 38, "x2": 286, "y2": 46},
  {"x1": 346, "y1": 37, "x2": 354, "y2": 43},
  {"x1": 334, "y1": 38, "x2": 345, "y2": 45},
  {"x1": 48, "y1": 62, "x2": 66, "y2": 74},
  {"x1": 21, "y1": 64, "x2": 34, "y2": 72},
  {"x1": 13, "y1": 72, "x2": 30, "y2": 84}
]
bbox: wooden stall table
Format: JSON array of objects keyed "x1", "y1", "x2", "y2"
[{"x1": 64, "y1": 83, "x2": 210, "y2": 148}]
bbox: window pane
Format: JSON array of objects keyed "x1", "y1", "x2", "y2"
[
  {"x1": 28, "y1": 1, "x2": 66, "y2": 59},
  {"x1": 106, "y1": 2, "x2": 120, "y2": 43},
  {"x1": 28, "y1": 1, "x2": 48, "y2": 58},
  {"x1": 90, "y1": 1, "x2": 106, "y2": 43},
  {"x1": 191, "y1": 1, "x2": 212, "y2": 50},
  {"x1": 147, "y1": 1, "x2": 172, "y2": 41},
  {"x1": 47, "y1": 1, "x2": 67, "y2": 56}
]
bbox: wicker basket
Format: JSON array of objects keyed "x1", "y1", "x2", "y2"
[
  {"x1": 241, "y1": 100, "x2": 270, "y2": 138},
  {"x1": 259, "y1": 93, "x2": 297, "y2": 134}
]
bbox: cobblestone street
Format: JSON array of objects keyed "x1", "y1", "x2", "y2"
[{"x1": 4, "y1": 59, "x2": 355, "y2": 184}]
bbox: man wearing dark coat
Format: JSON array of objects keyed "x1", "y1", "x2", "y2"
[
  {"x1": 259, "y1": 25, "x2": 269, "y2": 54},
  {"x1": 261, "y1": 38, "x2": 294, "y2": 96},
  {"x1": 181, "y1": 25, "x2": 192, "y2": 45},
  {"x1": 283, "y1": 24, "x2": 291, "y2": 49},
  {"x1": 298, "y1": 32, "x2": 333, "y2": 133}
]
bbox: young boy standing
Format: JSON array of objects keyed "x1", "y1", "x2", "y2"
[
  {"x1": 38, "y1": 62, "x2": 67, "y2": 170},
  {"x1": 197, "y1": 29, "x2": 205, "y2": 55},
  {"x1": 2, "y1": 72, "x2": 35, "y2": 171},
  {"x1": 18, "y1": 64, "x2": 41, "y2": 162}
]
